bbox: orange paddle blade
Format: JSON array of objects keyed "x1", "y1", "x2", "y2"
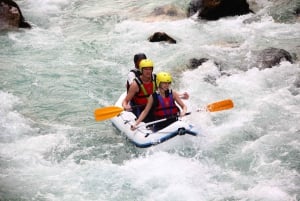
[
  {"x1": 94, "y1": 106, "x2": 124, "y2": 121},
  {"x1": 207, "y1": 99, "x2": 234, "y2": 112}
]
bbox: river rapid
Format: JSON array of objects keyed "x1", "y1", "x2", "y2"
[{"x1": 1, "y1": 0, "x2": 300, "y2": 200}]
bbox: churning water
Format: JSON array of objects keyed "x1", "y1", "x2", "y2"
[{"x1": 1, "y1": 0, "x2": 299, "y2": 200}]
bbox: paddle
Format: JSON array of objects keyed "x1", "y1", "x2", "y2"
[
  {"x1": 206, "y1": 99, "x2": 234, "y2": 112},
  {"x1": 94, "y1": 106, "x2": 124, "y2": 121},
  {"x1": 94, "y1": 99, "x2": 234, "y2": 121},
  {"x1": 143, "y1": 112, "x2": 191, "y2": 127}
]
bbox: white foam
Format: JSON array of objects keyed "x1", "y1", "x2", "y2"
[{"x1": 0, "y1": 91, "x2": 34, "y2": 141}]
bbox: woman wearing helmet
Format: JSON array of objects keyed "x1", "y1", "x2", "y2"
[
  {"x1": 122, "y1": 59, "x2": 157, "y2": 119},
  {"x1": 131, "y1": 72, "x2": 187, "y2": 131}
]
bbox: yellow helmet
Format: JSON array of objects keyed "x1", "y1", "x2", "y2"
[
  {"x1": 139, "y1": 59, "x2": 154, "y2": 70},
  {"x1": 156, "y1": 72, "x2": 172, "y2": 87}
]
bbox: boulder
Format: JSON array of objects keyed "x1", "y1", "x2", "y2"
[
  {"x1": 187, "y1": 0, "x2": 253, "y2": 20},
  {"x1": 187, "y1": 58, "x2": 209, "y2": 69},
  {"x1": 186, "y1": 58, "x2": 228, "y2": 86},
  {"x1": 0, "y1": 0, "x2": 31, "y2": 30},
  {"x1": 148, "y1": 32, "x2": 176, "y2": 44},
  {"x1": 257, "y1": 48, "x2": 293, "y2": 69}
]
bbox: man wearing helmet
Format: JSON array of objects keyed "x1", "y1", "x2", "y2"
[
  {"x1": 131, "y1": 72, "x2": 187, "y2": 131},
  {"x1": 126, "y1": 53, "x2": 147, "y2": 91},
  {"x1": 122, "y1": 59, "x2": 157, "y2": 120}
]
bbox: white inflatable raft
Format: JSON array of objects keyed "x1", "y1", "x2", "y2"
[{"x1": 111, "y1": 92, "x2": 200, "y2": 148}]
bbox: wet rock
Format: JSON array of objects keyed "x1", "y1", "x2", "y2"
[
  {"x1": 257, "y1": 48, "x2": 293, "y2": 69},
  {"x1": 187, "y1": 58, "x2": 209, "y2": 69},
  {"x1": 186, "y1": 58, "x2": 230, "y2": 86},
  {"x1": 0, "y1": 0, "x2": 31, "y2": 30},
  {"x1": 187, "y1": 58, "x2": 223, "y2": 71},
  {"x1": 296, "y1": 7, "x2": 300, "y2": 16},
  {"x1": 187, "y1": 0, "x2": 253, "y2": 20},
  {"x1": 148, "y1": 32, "x2": 176, "y2": 44}
]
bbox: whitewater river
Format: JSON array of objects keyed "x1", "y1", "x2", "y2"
[{"x1": 1, "y1": 0, "x2": 299, "y2": 200}]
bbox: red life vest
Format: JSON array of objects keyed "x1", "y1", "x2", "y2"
[
  {"x1": 152, "y1": 90, "x2": 179, "y2": 120},
  {"x1": 132, "y1": 75, "x2": 156, "y2": 106}
]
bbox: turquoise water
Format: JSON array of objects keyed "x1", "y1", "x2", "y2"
[{"x1": 1, "y1": 0, "x2": 300, "y2": 200}]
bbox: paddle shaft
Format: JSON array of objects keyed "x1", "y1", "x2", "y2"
[
  {"x1": 94, "y1": 99, "x2": 233, "y2": 121},
  {"x1": 144, "y1": 112, "x2": 191, "y2": 127}
]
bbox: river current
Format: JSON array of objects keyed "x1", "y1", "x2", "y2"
[{"x1": 1, "y1": 0, "x2": 299, "y2": 200}]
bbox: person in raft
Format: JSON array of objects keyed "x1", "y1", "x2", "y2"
[
  {"x1": 131, "y1": 72, "x2": 187, "y2": 131},
  {"x1": 126, "y1": 54, "x2": 189, "y2": 99},
  {"x1": 122, "y1": 59, "x2": 157, "y2": 121},
  {"x1": 126, "y1": 53, "x2": 147, "y2": 91}
]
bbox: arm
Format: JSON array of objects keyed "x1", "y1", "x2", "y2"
[
  {"x1": 127, "y1": 71, "x2": 136, "y2": 85},
  {"x1": 131, "y1": 95, "x2": 154, "y2": 130},
  {"x1": 173, "y1": 91, "x2": 187, "y2": 117},
  {"x1": 122, "y1": 82, "x2": 138, "y2": 111}
]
